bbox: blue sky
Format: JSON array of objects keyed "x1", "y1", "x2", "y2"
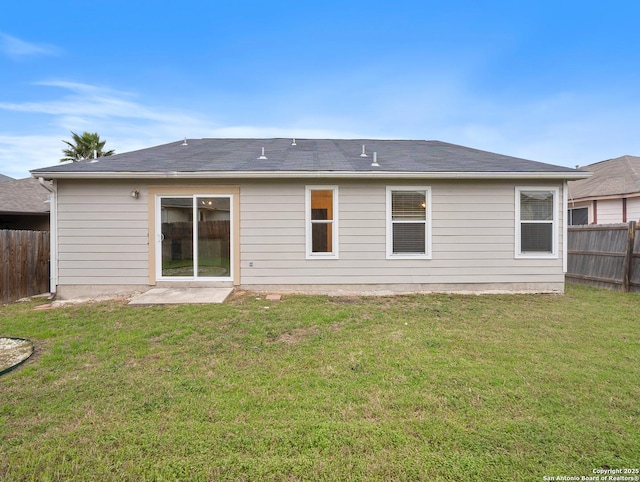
[{"x1": 1, "y1": 0, "x2": 640, "y2": 178}]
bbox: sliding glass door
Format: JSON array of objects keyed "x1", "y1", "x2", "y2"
[
  {"x1": 158, "y1": 196, "x2": 231, "y2": 279},
  {"x1": 196, "y1": 197, "x2": 231, "y2": 277}
]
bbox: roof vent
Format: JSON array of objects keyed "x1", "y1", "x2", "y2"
[
  {"x1": 371, "y1": 152, "x2": 380, "y2": 167},
  {"x1": 182, "y1": 138, "x2": 188, "y2": 146},
  {"x1": 258, "y1": 147, "x2": 268, "y2": 160},
  {"x1": 360, "y1": 144, "x2": 368, "y2": 157},
  {"x1": 291, "y1": 138, "x2": 297, "y2": 146}
]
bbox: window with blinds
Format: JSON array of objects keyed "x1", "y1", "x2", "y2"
[
  {"x1": 387, "y1": 187, "x2": 431, "y2": 258},
  {"x1": 516, "y1": 188, "x2": 557, "y2": 257}
]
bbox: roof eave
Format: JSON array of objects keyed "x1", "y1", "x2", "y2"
[
  {"x1": 32, "y1": 170, "x2": 592, "y2": 181},
  {"x1": 569, "y1": 191, "x2": 640, "y2": 202},
  {"x1": 0, "y1": 210, "x2": 50, "y2": 215}
]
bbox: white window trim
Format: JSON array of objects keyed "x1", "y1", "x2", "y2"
[
  {"x1": 386, "y1": 186, "x2": 432, "y2": 260},
  {"x1": 515, "y1": 186, "x2": 559, "y2": 259},
  {"x1": 305, "y1": 185, "x2": 339, "y2": 259}
]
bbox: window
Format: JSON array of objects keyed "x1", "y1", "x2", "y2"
[
  {"x1": 386, "y1": 187, "x2": 431, "y2": 259},
  {"x1": 158, "y1": 195, "x2": 232, "y2": 279},
  {"x1": 306, "y1": 186, "x2": 338, "y2": 258},
  {"x1": 568, "y1": 207, "x2": 588, "y2": 225},
  {"x1": 516, "y1": 187, "x2": 558, "y2": 258}
]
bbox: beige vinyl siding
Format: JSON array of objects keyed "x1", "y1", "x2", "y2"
[
  {"x1": 597, "y1": 199, "x2": 623, "y2": 224},
  {"x1": 240, "y1": 183, "x2": 306, "y2": 256},
  {"x1": 239, "y1": 180, "x2": 565, "y2": 287},
  {"x1": 57, "y1": 179, "x2": 149, "y2": 285},
  {"x1": 569, "y1": 198, "x2": 640, "y2": 225},
  {"x1": 55, "y1": 177, "x2": 566, "y2": 292},
  {"x1": 629, "y1": 197, "x2": 640, "y2": 223}
]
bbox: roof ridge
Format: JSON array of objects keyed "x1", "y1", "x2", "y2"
[{"x1": 583, "y1": 154, "x2": 640, "y2": 168}]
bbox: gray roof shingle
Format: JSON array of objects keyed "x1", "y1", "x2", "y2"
[
  {"x1": 0, "y1": 177, "x2": 50, "y2": 214},
  {"x1": 31, "y1": 138, "x2": 585, "y2": 177},
  {"x1": 569, "y1": 155, "x2": 640, "y2": 199}
]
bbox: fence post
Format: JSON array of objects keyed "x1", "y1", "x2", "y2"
[{"x1": 623, "y1": 221, "x2": 636, "y2": 292}]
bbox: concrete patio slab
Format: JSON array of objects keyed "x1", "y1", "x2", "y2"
[{"x1": 128, "y1": 287, "x2": 233, "y2": 305}]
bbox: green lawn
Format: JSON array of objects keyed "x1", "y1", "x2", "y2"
[
  {"x1": 1, "y1": 285, "x2": 638, "y2": 481},
  {"x1": 162, "y1": 257, "x2": 231, "y2": 277}
]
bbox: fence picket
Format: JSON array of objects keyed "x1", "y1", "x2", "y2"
[
  {"x1": 567, "y1": 222, "x2": 640, "y2": 293},
  {"x1": 0, "y1": 230, "x2": 50, "y2": 304}
]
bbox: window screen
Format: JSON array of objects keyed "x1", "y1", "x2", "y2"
[{"x1": 518, "y1": 189, "x2": 555, "y2": 255}]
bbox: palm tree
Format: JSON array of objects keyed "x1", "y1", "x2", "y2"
[{"x1": 60, "y1": 131, "x2": 115, "y2": 162}]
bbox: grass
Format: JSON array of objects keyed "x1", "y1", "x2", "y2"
[
  {"x1": 0, "y1": 285, "x2": 638, "y2": 481},
  {"x1": 162, "y1": 257, "x2": 231, "y2": 277}
]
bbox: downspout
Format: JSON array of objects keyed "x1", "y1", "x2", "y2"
[
  {"x1": 38, "y1": 177, "x2": 57, "y2": 297},
  {"x1": 563, "y1": 181, "x2": 568, "y2": 273}
]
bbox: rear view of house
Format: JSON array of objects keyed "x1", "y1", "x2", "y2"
[{"x1": 31, "y1": 138, "x2": 589, "y2": 298}]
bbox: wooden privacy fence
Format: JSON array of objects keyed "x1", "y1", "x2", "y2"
[
  {"x1": 566, "y1": 222, "x2": 640, "y2": 293},
  {"x1": 161, "y1": 221, "x2": 231, "y2": 262},
  {"x1": 0, "y1": 230, "x2": 50, "y2": 304}
]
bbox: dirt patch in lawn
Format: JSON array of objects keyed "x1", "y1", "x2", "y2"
[
  {"x1": 0, "y1": 337, "x2": 34, "y2": 375},
  {"x1": 274, "y1": 327, "x2": 320, "y2": 345}
]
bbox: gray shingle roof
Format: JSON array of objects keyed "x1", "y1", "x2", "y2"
[
  {"x1": 31, "y1": 138, "x2": 585, "y2": 178},
  {"x1": 568, "y1": 155, "x2": 640, "y2": 199},
  {"x1": 0, "y1": 177, "x2": 50, "y2": 214},
  {"x1": 0, "y1": 173, "x2": 13, "y2": 182}
]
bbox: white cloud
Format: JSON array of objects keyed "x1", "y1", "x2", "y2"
[
  {"x1": 0, "y1": 79, "x2": 379, "y2": 176},
  {"x1": 0, "y1": 80, "x2": 200, "y2": 125},
  {"x1": 0, "y1": 135, "x2": 63, "y2": 178},
  {"x1": 0, "y1": 33, "x2": 60, "y2": 59},
  {"x1": 3, "y1": 72, "x2": 640, "y2": 179},
  {"x1": 0, "y1": 81, "x2": 213, "y2": 177},
  {"x1": 0, "y1": 81, "x2": 364, "y2": 176}
]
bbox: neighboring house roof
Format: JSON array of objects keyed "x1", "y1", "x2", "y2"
[
  {"x1": 0, "y1": 173, "x2": 13, "y2": 182},
  {"x1": 31, "y1": 138, "x2": 588, "y2": 180},
  {"x1": 0, "y1": 177, "x2": 50, "y2": 214},
  {"x1": 569, "y1": 155, "x2": 640, "y2": 200}
]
